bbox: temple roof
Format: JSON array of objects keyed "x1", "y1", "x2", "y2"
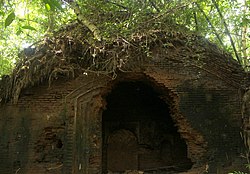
[{"x1": 0, "y1": 22, "x2": 247, "y2": 103}]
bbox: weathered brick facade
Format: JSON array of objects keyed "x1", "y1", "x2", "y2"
[
  {"x1": 0, "y1": 69, "x2": 246, "y2": 173},
  {"x1": 0, "y1": 30, "x2": 247, "y2": 173}
]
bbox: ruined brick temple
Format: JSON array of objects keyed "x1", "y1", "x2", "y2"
[{"x1": 0, "y1": 26, "x2": 248, "y2": 174}]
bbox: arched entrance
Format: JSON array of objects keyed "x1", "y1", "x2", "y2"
[{"x1": 102, "y1": 81, "x2": 193, "y2": 173}]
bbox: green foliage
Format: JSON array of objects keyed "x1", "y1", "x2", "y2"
[
  {"x1": 228, "y1": 163, "x2": 250, "y2": 174},
  {"x1": 42, "y1": 0, "x2": 64, "y2": 11},
  {"x1": 0, "y1": 0, "x2": 75, "y2": 76},
  {"x1": 228, "y1": 172, "x2": 247, "y2": 174},
  {"x1": 0, "y1": 0, "x2": 250, "y2": 76},
  {"x1": 5, "y1": 11, "x2": 15, "y2": 28},
  {"x1": 21, "y1": 25, "x2": 36, "y2": 31}
]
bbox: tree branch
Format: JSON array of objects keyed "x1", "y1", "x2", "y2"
[
  {"x1": 71, "y1": 3, "x2": 102, "y2": 41},
  {"x1": 211, "y1": 0, "x2": 241, "y2": 63},
  {"x1": 195, "y1": 2, "x2": 225, "y2": 49},
  {"x1": 148, "y1": 0, "x2": 160, "y2": 12},
  {"x1": 193, "y1": 11, "x2": 198, "y2": 32},
  {"x1": 105, "y1": 0, "x2": 129, "y2": 10},
  {"x1": 241, "y1": 0, "x2": 248, "y2": 69}
]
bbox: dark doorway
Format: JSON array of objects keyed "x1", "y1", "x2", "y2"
[{"x1": 102, "y1": 81, "x2": 192, "y2": 173}]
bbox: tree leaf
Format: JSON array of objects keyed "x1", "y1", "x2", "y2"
[
  {"x1": 16, "y1": 28, "x2": 22, "y2": 35},
  {"x1": 0, "y1": 11, "x2": 4, "y2": 16},
  {"x1": 49, "y1": 0, "x2": 63, "y2": 11},
  {"x1": 5, "y1": 11, "x2": 15, "y2": 28},
  {"x1": 22, "y1": 25, "x2": 36, "y2": 31},
  {"x1": 45, "y1": 3, "x2": 51, "y2": 11}
]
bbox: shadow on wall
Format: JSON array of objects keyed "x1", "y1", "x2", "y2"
[
  {"x1": 0, "y1": 107, "x2": 31, "y2": 174},
  {"x1": 102, "y1": 81, "x2": 193, "y2": 173}
]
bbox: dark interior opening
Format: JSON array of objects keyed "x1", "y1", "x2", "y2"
[{"x1": 102, "y1": 81, "x2": 193, "y2": 173}]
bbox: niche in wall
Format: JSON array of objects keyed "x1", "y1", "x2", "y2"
[{"x1": 102, "y1": 81, "x2": 193, "y2": 173}]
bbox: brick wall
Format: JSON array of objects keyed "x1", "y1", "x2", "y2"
[{"x1": 0, "y1": 64, "x2": 246, "y2": 174}]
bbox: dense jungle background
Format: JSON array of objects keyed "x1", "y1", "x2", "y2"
[
  {"x1": 0, "y1": 0, "x2": 250, "y2": 173},
  {"x1": 0, "y1": 0, "x2": 250, "y2": 76}
]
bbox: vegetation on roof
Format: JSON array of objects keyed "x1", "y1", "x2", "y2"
[
  {"x1": 0, "y1": 0, "x2": 250, "y2": 76},
  {"x1": 0, "y1": 23, "x2": 245, "y2": 104},
  {"x1": 0, "y1": 0, "x2": 249, "y2": 103}
]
